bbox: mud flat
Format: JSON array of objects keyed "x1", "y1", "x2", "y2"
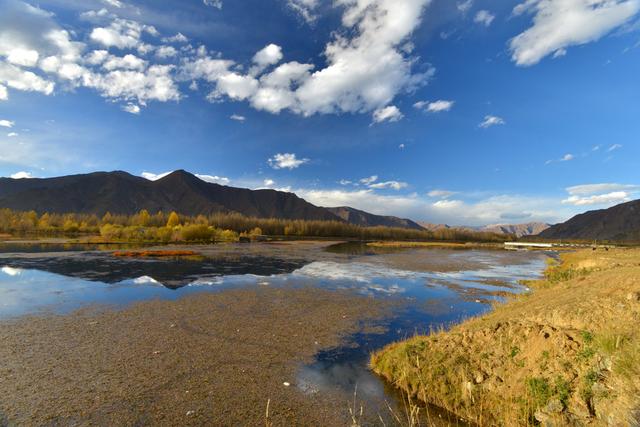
[
  {"x1": 371, "y1": 248, "x2": 640, "y2": 425},
  {"x1": 0, "y1": 287, "x2": 392, "y2": 426}
]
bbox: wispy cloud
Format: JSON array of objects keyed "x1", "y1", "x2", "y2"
[
  {"x1": 457, "y1": 0, "x2": 474, "y2": 14},
  {"x1": 203, "y1": 0, "x2": 222, "y2": 9},
  {"x1": 546, "y1": 153, "x2": 574, "y2": 165},
  {"x1": 230, "y1": 114, "x2": 246, "y2": 122},
  {"x1": 369, "y1": 181, "x2": 408, "y2": 190},
  {"x1": 414, "y1": 100, "x2": 455, "y2": 113},
  {"x1": 474, "y1": 10, "x2": 495, "y2": 27},
  {"x1": 510, "y1": 0, "x2": 640, "y2": 66},
  {"x1": 479, "y1": 115, "x2": 505, "y2": 128},
  {"x1": 428, "y1": 189, "x2": 458, "y2": 198},
  {"x1": 360, "y1": 175, "x2": 379, "y2": 185},
  {"x1": 0, "y1": 120, "x2": 14, "y2": 128},
  {"x1": 562, "y1": 183, "x2": 639, "y2": 206}
]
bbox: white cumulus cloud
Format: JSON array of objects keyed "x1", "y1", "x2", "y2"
[
  {"x1": 10, "y1": 171, "x2": 32, "y2": 179},
  {"x1": 268, "y1": 153, "x2": 310, "y2": 170},
  {"x1": 195, "y1": 174, "x2": 230, "y2": 185},
  {"x1": 0, "y1": 119, "x2": 14, "y2": 128},
  {"x1": 122, "y1": 103, "x2": 141, "y2": 114},
  {"x1": 372, "y1": 105, "x2": 403, "y2": 124}
]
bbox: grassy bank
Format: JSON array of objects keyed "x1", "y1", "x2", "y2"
[{"x1": 371, "y1": 248, "x2": 640, "y2": 425}]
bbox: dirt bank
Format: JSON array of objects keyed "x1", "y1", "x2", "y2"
[
  {"x1": 0, "y1": 286, "x2": 393, "y2": 426},
  {"x1": 371, "y1": 248, "x2": 640, "y2": 426}
]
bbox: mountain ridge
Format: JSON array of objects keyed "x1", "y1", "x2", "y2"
[
  {"x1": 327, "y1": 206, "x2": 424, "y2": 230},
  {"x1": 0, "y1": 170, "x2": 337, "y2": 222}
]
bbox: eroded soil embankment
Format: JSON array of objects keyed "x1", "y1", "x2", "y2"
[
  {"x1": 372, "y1": 248, "x2": 640, "y2": 426},
  {"x1": 0, "y1": 287, "x2": 392, "y2": 426}
]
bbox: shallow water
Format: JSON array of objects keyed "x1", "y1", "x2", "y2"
[{"x1": 0, "y1": 243, "x2": 549, "y2": 422}]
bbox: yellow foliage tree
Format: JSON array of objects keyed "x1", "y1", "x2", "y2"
[{"x1": 167, "y1": 211, "x2": 180, "y2": 228}]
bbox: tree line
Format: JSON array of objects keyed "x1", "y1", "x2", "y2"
[{"x1": 0, "y1": 208, "x2": 509, "y2": 243}]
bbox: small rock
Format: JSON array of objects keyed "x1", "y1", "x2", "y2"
[
  {"x1": 152, "y1": 350, "x2": 161, "y2": 355},
  {"x1": 283, "y1": 382, "x2": 290, "y2": 387},
  {"x1": 474, "y1": 372, "x2": 484, "y2": 384},
  {"x1": 626, "y1": 292, "x2": 640, "y2": 301},
  {"x1": 170, "y1": 323, "x2": 176, "y2": 328},
  {"x1": 186, "y1": 410, "x2": 195, "y2": 417},
  {"x1": 544, "y1": 398, "x2": 564, "y2": 414}
]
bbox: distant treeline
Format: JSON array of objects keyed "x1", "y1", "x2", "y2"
[{"x1": 0, "y1": 209, "x2": 509, "y2": 243}]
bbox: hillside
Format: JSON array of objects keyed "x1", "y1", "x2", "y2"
[
  {"x1": 539, "y1": 199, "x2": 640, "y2": 241},
  {"x1": 0, "y1": 171, "x2": 338, "y2": 221},
  {"x1": 327, "y1": 206, "x2": 424, "y2": 230},
  {"x1": 372, "y1": 248, "x2": 640, "y2": 424}
]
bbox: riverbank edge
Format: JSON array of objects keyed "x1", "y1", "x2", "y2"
[{"x1": 370, "y1": 248, "x2": 640, "y2": 425}]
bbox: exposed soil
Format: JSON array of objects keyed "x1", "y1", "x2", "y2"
[{"x1": 0, "y1": 286, "x2": 394, "y2": 426}]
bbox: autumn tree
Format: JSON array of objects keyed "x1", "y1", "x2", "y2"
[
  {"x1": 134, "y1": 209, "x2": 151, "y2": 226},
  {"x1": 167, "y1": 211, "x2": 180, "y2": 227}
]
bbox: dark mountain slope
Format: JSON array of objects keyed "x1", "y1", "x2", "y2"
[
  {"x1": 539, "y1": 199, "x2": 640, "y2": 241},
  {"x1": 0, "y1": 170, "x2": 338, "y2": 221},
  {"x1": 327, "y1": 206, "x2": 424, "y2": 230}
]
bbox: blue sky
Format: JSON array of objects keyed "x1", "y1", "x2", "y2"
[{"x1": 0, "y1": 0, "x2": 639, "y2": 225}]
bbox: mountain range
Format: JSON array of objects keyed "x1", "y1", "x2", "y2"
[
  {"x1": 0, "y1": 170, "x2": 421, "y2": 229},
  {"x1": 539, "y1": 199, "x2": 640, "y2": 241},
  {"x1": 418, "y1": 222, "x2": 550, "y2": 237},
  {"x1": 4, "y1": 170, "x2": 633, "y2": 240}
]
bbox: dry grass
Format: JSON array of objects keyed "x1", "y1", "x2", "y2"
[{"x1": 371, "y1": 248, "x2": 640, "y2": 426}]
